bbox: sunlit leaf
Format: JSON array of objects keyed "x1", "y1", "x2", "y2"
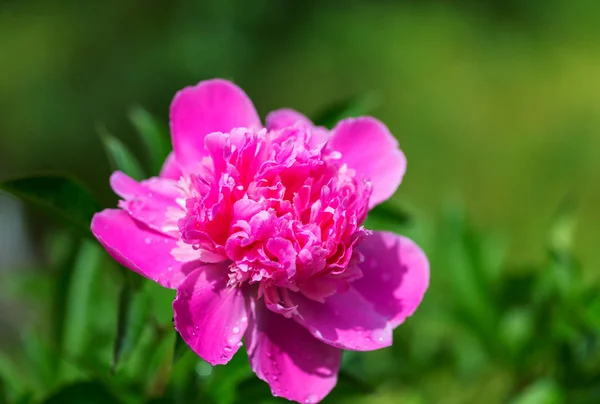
[
  {"x1": 510, "y1": 379, "x2": 563, "y2": 404},
  {"x1": 60, "y1": 241, "x2": 102, "y2": 363},
  {"x1": 98, "y1": 125, "x2": 146, "y2": 180},
  {"x1": 0, "y1": 175, "x2": 101, "y2": 236},
  {"x1": 129, "y1": 106, "x2": 171, "y2": 175}
]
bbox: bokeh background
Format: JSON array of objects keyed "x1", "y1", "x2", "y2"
[{"x1": 1, "y1": 1, "x2": 600, "y2": 403}]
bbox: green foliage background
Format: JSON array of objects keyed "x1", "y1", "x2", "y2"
[{"x1": 1, "y1": 1, "x2": 600, "y2": 403}]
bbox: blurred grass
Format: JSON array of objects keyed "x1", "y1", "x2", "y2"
[{"x1": 1, "y1": 0, "x2": 600, "y2": 403}]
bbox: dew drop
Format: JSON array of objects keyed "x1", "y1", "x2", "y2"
[
  {"x1": 223, "y1": 346, "x2": 232, "y2": 352},
  {"x1": 305, "y1": 394, "x2": 318, "y2": 403},
  {"x1": 314, "y1": 330, "x2": 323, "y2": 340},
  {"x1": 372, "y1": 328, "x2": 388, "y2": 344},
  {"x1": 232, "y1": 326, "x2": 240, "y2": 334},
  {"x1": 144, "y1": 237, "x2": 152, "y2": 244}
]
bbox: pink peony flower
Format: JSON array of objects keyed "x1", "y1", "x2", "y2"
[{"x1": 91, "y1": 79, "x2": 429, "y2": 403}]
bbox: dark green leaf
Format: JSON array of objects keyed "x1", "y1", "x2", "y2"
[
  {"x1": 41, "y1": 381, "x2": 123, "y2": 404},
  {"x1": 366, "y1": 202, "x2": 412, "y2": 230},
  {"x1": 129, "y1": 106, "x2": 171, "y2": 175},
  {"x1": 0, "y1": 175, "x2": 101, "y2": 236},
  {"x1": 98, "y1": 124, "x2": 146, "y2": 180},
  {"x1": 312, "y1": 93, "x2": 379, "y2": 129},
  {"x1": 112, "y1": 278, "x2": 151, "y2": 372}
]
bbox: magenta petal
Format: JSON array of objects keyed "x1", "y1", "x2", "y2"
[
  {"x1": 291, "y1": 288, "x2": 393, "y2": 351},
  {"x1": 170, "y1": 79, "x2": 261, "y2": 171},
  {"x1": 265, "y1": 108, "x2": 313, "y2": 130},
  {"x1": 91, "y1": 209, "x2": 198, "y2": 288},
  {"x1": 246, "y1": 302, "x2": 341, "y2": 403},
  {"x1": 159, "y1": 152, "x2": 182, "y2": 180},
  {"x1": 353, "y1": 231, "x2": 429, "y2": 328},
  {"x1": 173, "y1": 264, "x2": 248, "y2": 365},
  {"x1": 328, "y1": 117, "x2": 406, "y2": 208},
  {"x1": 110, "y1": 171, "x2": 181, "y2": 236}
]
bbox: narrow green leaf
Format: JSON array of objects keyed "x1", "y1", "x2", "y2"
[
  {"x1": 0, "y1": 352, "x2": 28, "y2": 403},
  {"x1": 206, "y1": 351, "x2": 253, "y2": 404},
  {"x1": 128, "y1": 106, "x2": 171, "y2": 174},
  {"x1": 510, "y1": 379, "x2": 563, "y2": 404},
  {"x1": 312, "y1": 93, "x2": 378, "y2": 129},
  {"x1": 0, "y1": 175, "x2": 101, "y2": 236},
  {"x1": 98, "y1": 125, "x2": 146, "y2": 180},
  {"x1": 112, "y1": 277, "x2": 151, "y2": 372},
  {"x1": 61, "y1": 241, "x2": 102, "y2": 360},
  {"x1": 172, "y1": 332, "x2": 190, "y2": 366}
]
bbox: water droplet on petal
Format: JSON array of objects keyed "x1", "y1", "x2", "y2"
[
  {"x1": 232, "y1": 326, "x2": 240, "y2": 334},
  {"x1": 223, "y1": 346, "x2": 232, "y2": 352},
  {"x1": 144, "y1": 237, "x2": 152, "y2": 244},
  {"x1": 372, "y1": 328, "x2": 389, "y2": 344},
  {"x1": 305, "y1": 394, "x2": 318, "y2": 403}
]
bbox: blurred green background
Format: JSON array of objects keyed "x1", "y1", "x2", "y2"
[{"x1": 1, "y1": 0, "x2": 600, "y2": 403}]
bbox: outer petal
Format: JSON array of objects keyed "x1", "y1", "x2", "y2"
[
  {"x1": 246, "y1": 301, "x2": 341, "y2": 403},
  {"x1": 328, "y1": 117, "x2": 406, "y2": 208},
  {"x1": 91, "y1": 209, "x2": 199, "y2": 288},
  {"x1": 170, "y1": 79, "x2": 261, "y2": 171},
  {"x1": 290, "y1": 288, "x2": 393, "y2": 351},
  {"x1": 173, "y1": 264, "x2": 248, "y2": 365},
  {"x1": 110, "y1": 171, "x2": 182, "y2": 237},
  {"x1": 266, "y1": 108, "x2": 313, "y2": 130},
  {"x1": 159, "y1": 152, "x2": 182, "y2": 180},
  {"x1": 353, "y1": 231, "x2": 429, "y2": 328}
]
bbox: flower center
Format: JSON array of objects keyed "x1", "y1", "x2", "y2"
[{"x1": 178, "y1": 125, "x2": 371, "y2": 298}]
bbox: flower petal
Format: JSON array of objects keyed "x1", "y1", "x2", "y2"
[
  {"x1": 159, "y1": 152, "x2": 182, "y2": 180},
  {"x1": 353, "y1": 231, "x2": 429, "y2": 328},
  {"x1": 110, "y1": 171, "x2": 182, "y2": 237},
  {"x1": 170, "y1": 79, "x2": 261, "y2": 171},
  {"x1": 328, "y1": 117, "x2": 406, "y2": 208},
  {"x1": 91, "y1": 209, "x2": 198, "y2": 288},
  {"x1": 246, "y1": 301, "x2": 341, "y2": 403},
  {"x1": 173, "y1": 264, "x2": 248, "y2": 365},
  {"x1": 291, "y1": 287, "x2": 393, "y2": 351},
  {"x1": 266, "y1": 108, "x2": 313, "y2": 130}
]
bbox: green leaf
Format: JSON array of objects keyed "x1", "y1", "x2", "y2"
[
  {"x1": 312, "y1": 93, "x2": 379, "y2": 129},
  {"x1": 129, "y1": 106, "x2": 171, "y2": 175},
  {"x1": 205, "y1": 351, "x2": 253, "y2": 404},
  {"x1": 112, "y1": 278, "x2": 151, "y2": 372},
  {"x1": 60, "y1": 241, "x2": 103, "y2": 364},
  {"x1": 0, "y1": 351, "x2": 29, "y2": 403},
  {"x1": 0, "y1": 175, "x2": 101, "y2": 236},
  {"x1": 510, "y1": 379, "x2": 564, "y2": 404},
  {"x1": 41, "y1": 381, "x2": 123, "y2": 404},
  {"x1": 365, "y1": 202, "x2": 412, "y2": 232},
  {"x1": 98, "y1": 124, "x2": 146, "y2": 180}
]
